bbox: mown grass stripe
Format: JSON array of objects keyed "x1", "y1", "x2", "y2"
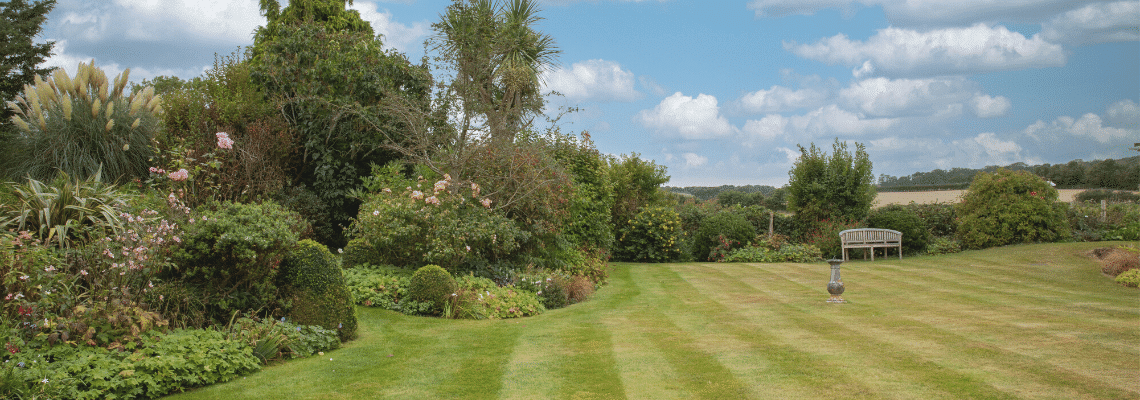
[
  {"x1": 673, "y1": 263, "x2": 1018, "y2": 399},
  {"x1": 706, "y1": 262, "x2": 1139, "y2": 399},
  {"x1": 633, "y1": 264, "x2": 881, "y2": 399}
]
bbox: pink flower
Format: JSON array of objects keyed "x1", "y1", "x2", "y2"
[
  {"x1": 411, "y1": 190, "x2": 424, "y2": 200},
  {"x1": 373, "y1": 210, "x2": 380, "y2": 216},
  {"x1": 169, "y1": 169, "x2": 189, "y2": 181},
  {"x1": 434, "y1": 180, "x2": 448, "y2": 193},
  {"x1": 382, "y1": 188, "x2": 391, "y2": 193},
  {"x1": 216, "y1": 132, "x2": 234, "y2": 149},
  {"x1": 425, "y1": 196, "x2": 440, "y2": 205},
  {"x1": 481, "y1": 198, "x2": 493, "y2": 208}
]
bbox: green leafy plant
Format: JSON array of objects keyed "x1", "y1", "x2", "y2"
[
  {"x1": 3, "y1": 61, "x2": 162, "y2": 182},
  {"x1": 449, "y1": 275, "x2": 545, "y2": 320},
  {"x1": 866, "y1": 204, "x2": 931, "y2": 255},
  {"x1": 724, "y1": 243, "x2": 823, "y2": 263},
  {"x1": 786, "y1": 139, "x2": 875, "y2": 228},
  {"x1": 615, "y1": 206, "x2": 683, "y2": 263},
  {"x1": 407, "y1": 265, "x2": 457, "y2": 316},
  {"x1": 925, "y1": 236, "x2": 962, "y2": 255},
  {"x1": 1115, "y1": 268, "x2": 1140, "y2": 288},
  {"x1": 802, "y1": 218, "x2": 860, "y2": 259},
  {"x1": 957, "y1": 169, "x2": 1069, "y2": 250},
  {"x1": 344, "y1": 264, "x2": 411, "y2": 310},
  {"x1": 0, "y1": 170, "x2": 130, "y2": 249},
  {"x1": 277, "y1": 240, "x2": 358, "y2": 341},
  {"x1": 167, "y1": 201, "x2": 305, "y2": 324},
  {"x1": 692, "y1": 211, "x2": 755, "y2": 261}
]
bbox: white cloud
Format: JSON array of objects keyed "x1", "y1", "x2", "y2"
[
  {"x1": 739, "y1": 85, "x2": 828, "y2": 113},
  {"x1": 1106, "y1": 99, "x2": 1140, "y2": 128},
  {"x1": 542, "y1": 59, "x2": 641, "y2": 102},
  {"x1": 786, "y1": 24, "x2": 1066, "y2": 76},
  {"x1": 1041, "y1": 1, "x2": 1140, "y2": 44},
  {"x1": 749, "y1": 0, "x2": 1103, "y2": 26},
  {"x1": 1024, "y1": 113, "x2": 1136, "y2": 143},
  {"x1": 790, "y1": 105, "x2": 897, "y2": 136},
  {"x1": 952, "y1": 132, "x2": 1026, "y2": 167},
  {"x1": 109, "y1": 0, "x2": 263, "y2": 44},
  {"x1": 638, "y1": 76, "x2": 667, "y2": 96},
  {"x1": 683, "y1": 153, "x2": 709, "y2": 167},
  {"x1": 349, "y1": 2, "x2": 430, "y2": 53},
  {"x1": 42, "y1": 39, "x2": 207, "y2": 84},
  {"x1": 741, "y1": 114, "x2": 790, "y2": 145},
  {"x1": 636, "y1": 92, "x2": 736, "y2": 139},
  {"x1": 970, "y1": 94, "x2": 1012, "y2": 118}
]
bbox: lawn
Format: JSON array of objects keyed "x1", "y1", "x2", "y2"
[{"x1": 166, "y1": 242, "x2": 1139, "y2": 399}]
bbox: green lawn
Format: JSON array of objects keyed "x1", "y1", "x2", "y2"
[{"x1": 166, "y1": 242, "x2": 1139, "y2": 399}]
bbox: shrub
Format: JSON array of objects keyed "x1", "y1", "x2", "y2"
[
  {"x1": 344, "y1": 265, "x2": 410, "y2": 310},
  {"x1": 278, "y1": 240, "x2": 358, "y2": 341},
  {"x1": 802, "y1": 218, "x2": 860, "y2": 260},
  {"x1": 1067, "y1": 202, "x2": 1140, "y2": 241},
  {"x1": 0, "y1": 171, "x2": 130, "y2": 249},
  {"x1": 558, "y1": 247, "x2": 610, "y2": 284},
  {"x1": 786, "y1": 139, "x2": 875, "y2": 226},
  {"x1": 517, "y1": 270, "x2": 571, "y2": 310},
  {"x1": 615, "y1": 206, "x2": 683, "y2": 262},
  {"x1": 2, "y1": 61, "x2": 163, "y2": 182},
  {"x1": 957, "y1": 169, "x2": 1070, "y2": 250},
  {"x1": 340, "y1": 238, "x2": 374, "y2": 268},
  {"x1": 168, "y1": 201, "x2": 305, "y2": 324},
  {"x1": 723, "y1": 243, "x2": 823, "y2": 263},
  {"x1": 925, "y1": 236, "x2": 962, "y2": 255},
  {"x1": 1101, "y1": 248, "x2": 1139, "y2": 276},
  {"x1": 567, "y1": 275, "x2": 596, "y2": 304},
  {"x1": 408, "y1": 265, "x2": 457, "y2": 316},
  {"x1": 1115, "y1": 269, "x2": 1140, "y2": 288},
  {"x1": 449, "y1": 275, "x2": 544, "y2": 319},
  {"x1": 1075, "y1": 189, "x2": 1140, "y2": 204},
  {"x1": 866, "y1": 205, "x2": 931, "y2": 255},
  {"x1": 692, "y1": 211, "x2": 756, "y2": 261},
  {"x1": 902, "y1": 202, "x2": 957, "y2": 238},
  {"x1": 352, "y1": 174, "x2": 527, "y2": 271},
  {"x1": 1106, "y1": 221, "x2": 1140, "y2": 241}
]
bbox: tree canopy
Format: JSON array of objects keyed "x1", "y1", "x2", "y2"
[
  {"x1": 786, "y1": 139, "x2": 875, "y2": 224},
  {"x1": 1, "y1": 0, "x2": 56, "y2": 125}
]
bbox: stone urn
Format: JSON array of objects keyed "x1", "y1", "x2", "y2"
[{"x1": 826, "y1": 259, "x2": 846, "y2": 303}]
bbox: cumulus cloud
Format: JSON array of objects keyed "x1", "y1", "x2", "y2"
[
  {"x1": 786, "y1": 24, "x2": 1066, "y2": 76},
  {"x1": 1024, "y1": 113, "x2": 1136, "y2": 143},
  {"x1": 636, "y1": 92, "x2": 736, "y2": 139},
  {"x1": 739, "y1": 85, "x2": 829, "y2": 113},
  {"x1": 1105, "y1": 99, "x2": 1140, "y2": 128},
  {"x1": 42, "y1": 39, "x2": 207, "y2": 83},
  {"x1": 104, "y1": 0, "x2": 263, "y2": 44},
  {"x1": 741, "y1": 114, "x2": 790, "y2": 146},
  {"x1": 951, "y1": 132, "x2": 1027, "y2": 167},
  {"x1": 789, "y1": 105, "x2": 898, "y2": 136},
  {"x1": 542, "y1": 59, "x2": 641, "y2": 102},
  {"x1": 349, "y1": 2, "x2": 430, "y2": 53},
  {"x1": 1041, "y1": 1, "x2": 1140, "y2": 44},
  {"x1": 749, "y1": 0, "x2": 1102, "y2": 26},
  {"x1": 638, "y1": 76, "x2": 667, "y2": 96},
  {"x1": 683, "y1": 153, "x2": 709, "y2": 167},
  {"x1": 970, "y1": 94, "x2": 1012, "y2": 118}
]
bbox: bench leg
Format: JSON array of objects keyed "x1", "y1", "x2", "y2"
[{"x1": 871, "y1": 247, "x2": 875, "y2": 261}]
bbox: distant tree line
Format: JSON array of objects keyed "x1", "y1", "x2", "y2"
[
  {"x1": 664, "y1": 184, "x2": 778, "y2": 201},
  {"x1": 877, "y1": 156, "x2": 1140, "y2": 192}
]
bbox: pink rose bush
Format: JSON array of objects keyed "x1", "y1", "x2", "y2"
[{"x1": 349, "y1": 174, "x2": 525, "y2": 270}]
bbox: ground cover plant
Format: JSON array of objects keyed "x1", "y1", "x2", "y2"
[{"x1": 163, "y1": 242, "x2": 1138, "y2": 399}]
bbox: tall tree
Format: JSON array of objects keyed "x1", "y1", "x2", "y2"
[
  {"x1": 786, "y1": 139, "x2": 875, "y2": 225},
  {"x1": 1, "y1": 0, "x2": 56, "y2": 125},
  {"x1": 432, "y1": 0, "x2": 558, "y2": 143}
]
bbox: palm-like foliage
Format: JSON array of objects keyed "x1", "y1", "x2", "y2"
[
  {"x1": 0, "y1": 169, "x2": 130, "y2": 249},
  {"x1": 433, "y1": 0, "x2": 559, "y2": 141}
]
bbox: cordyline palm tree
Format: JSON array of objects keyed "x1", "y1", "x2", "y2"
[{"x1": 433, "y1": 0, "x2": 559, "y2": 143}]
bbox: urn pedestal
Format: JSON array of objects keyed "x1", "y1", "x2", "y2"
[{"x1": 826, "y1": 259, "x2": 846, "y2": 303}]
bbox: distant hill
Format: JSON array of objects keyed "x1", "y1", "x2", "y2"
[
  {"x1": 663, "y1": 184, "x2": 778, "y2": 201},
  {"x1": 876, "y1": 156, "x2": 1139, "y2": 192}
]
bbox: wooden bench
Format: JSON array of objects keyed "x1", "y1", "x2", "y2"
[{"x1": 839, "y1": 228, "x2": 902, "y2": 261}]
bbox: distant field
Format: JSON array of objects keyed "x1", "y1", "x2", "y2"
[{"x1": 874, "y1": 189, "x2": 1086, "y2": 207}]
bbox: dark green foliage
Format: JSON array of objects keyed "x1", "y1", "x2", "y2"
[
  {"x1": 663, "y1": 184, "x2": 778, "y2": 201},
  {"x1": 0, "y1": 0, "x2": 55, "y2": 125},
  {"x1": 0, "y1": 171, "x2": 130, "y2": 249},
  {"x1": 609, "y1": 153, "x2": 670, "y2": 241},
  {"x1": 168, "y1": 201, "x2": 305, "y2": 323},
  {"x1": 693, "y1": 211, "x2": 756, "y2": 261},
  {"x1": 925, "y1": 236, "x2": 962, "y2": 255},
  {"x1": 787, "y1": 139, "x2": 875, "y2": 227},
  {"x1": 724, "y1": 243, "x2": 822, "y2": 263},
  {"x1": 957, "y1": 169, "x2": 1070, "y2": 250},
  {"x1": 614, "y1": 206, "x2": 683, "y2": 263},
  {"x1": 1, "y1": 328, "x2": 260, "y2": 399},
  {"x1": 278, "y1": 240, "x2": 358, "y2": 341},
  {"x1": 902, "y1": 202, "x2": 957, "y2": 238},
  {"x1": 717, "y1": 190, "x2": 766, "y2": 208},
  {"x1": 866, "y1": 205, "x2": 931, "y2": 255},
  {"x1": 555, "y1": 134, "x2": 615, "y2": 252},
  {"x1": 802, "y1": 218, "x2": 859, "y2": 259},
  {"x1": 341, "y1": 238, "x2": 375, "y2": 268},
  {"x1": 250, "y1": 21, "x2": 432, "y2": 247},
  {"x1": 1075, "y1": 189, "x2": 1140, "y2": 204},
  {"x1": 879, "y1": 156, "x2": 1140, "y2": 191},
  {"x1": 408, "y1": 265, "x2": 458, "y2": 315}
]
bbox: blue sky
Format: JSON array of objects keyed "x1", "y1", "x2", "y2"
[{"x1": 36, "y1": 0, "x2": 1139, "y2": 186}]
